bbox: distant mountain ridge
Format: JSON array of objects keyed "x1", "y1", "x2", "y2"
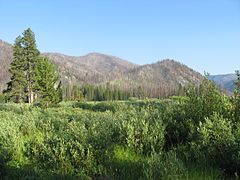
[
  {"x1": 209, "y1": 74, "x2": 237, "y2": 92},
  {"x1": 0, "y1": 39, "x2": 205, "y2": 97},
  {"x1": 43, "y1": 52, "x2": 138, "y2": 73}
]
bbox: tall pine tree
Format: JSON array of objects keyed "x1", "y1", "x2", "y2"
[
  {"x1": 5, "y1": 28, "x2": 60, "y2": 105},
  {"x1": 5, "y1": 28, "x2": 40, "y2": 103},
  {"x1": 4, "y1": 36, "x2": 27, "y2": 103},
  {"x1": 22, "y1": 28, "x2": 40, "y2": 103}
]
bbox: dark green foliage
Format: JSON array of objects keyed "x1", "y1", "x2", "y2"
[
  {"x1": 185, "y1": 79, "x2": 231, "y2": 123},
  {"x1": 164, "y1": 79, "x2": 232, "y2": 149},
  {"x1": 79, "y1": 85, "x2": 132, "y2": 101},
  {"x1": 177, "y1": 83, "x2": 185, "y2": 96},
  {"x1": 195, "y1": 113, "x2": 240, "y2": 174},
  {"x1": 61, "y1": 83, "x2": 137, "y2": 102},
  {"x1": 142, "y1": 151, "x2": 185, "y2": 180},
  {"x1": 73, "y1": 102, "x2": 116, "y2": 112},
  {"x1": 0, "y1": 103, "x2": 166, "y2": 179},
  {"x1": 0, "y1": 94, "x2": 5, "y2": 103},
  {"x1": 4, "y1": 36, "x2": 28, "y2": 103},
  {"x1": 73, "y1": 102, "x2": 94, "y2": 110},
  {"x1": 233, "y1": 70, "x2": 240, "y2": 122},
  {"x1": 4, "y1": 29, "x2": 60, "y2": 106},
  {"x1": 34, "y1": 56, "x2": 61, "y2": 107},
  {"x1": 92, "y1": 103, "x2": 116, "y2": 112},
  {"x1": 0, "y1": 103, "x2": 25, "y2": 114},
  {"x1": 12, "y1": 29, "x2": 40, "y2": 104}
]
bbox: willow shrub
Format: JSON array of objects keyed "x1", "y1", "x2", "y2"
[
  {"x1": 116, "y1": 106, "x2": 165, "y2": 155},
  {"x1": 164, "y1": 79, "x2": 232, "y2": 149},
  {"x1": 0, "y1": 103, "x2": 167, "y2": 178},
  {"x1": 0, "y1": 94, "x2": 5, "y2": 103},
  {"x1": 195, "y1": 113, "x2": 240, "y2": 174}
]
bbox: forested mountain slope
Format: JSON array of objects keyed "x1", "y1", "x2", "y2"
[
  {"x1": 0, "y1": 39, "x2": 204, "y2": 97},
  {"x1": 108, "y1": 60, "x2": 204, "y2": 97}
]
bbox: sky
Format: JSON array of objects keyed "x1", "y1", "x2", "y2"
[{"x1": 0, "y1": 0, "x2": 239, "y2": 75}]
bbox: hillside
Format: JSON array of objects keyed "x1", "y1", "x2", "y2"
[
  {"x1": 209, "y1": 74, "x2": 237, "y2": 92},
  {"x1": 0, "y1": 39, "x2": 205, "y2": 97},
  {"x1": 108, "y1": 60, "x2": 204, "y2": 97},
  {"x1": 42, "y1": 52, "x2": 138, "y2": 85},
  {"x1": 0, "y1": 40, "x2": 12, "y2": 91},
  {"x1": 0, "y1": 40, "x2": 138, "y2": 91}
]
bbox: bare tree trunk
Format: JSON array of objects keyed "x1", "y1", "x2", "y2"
[
  {"x1": 30, "y1": 91, "x2": 34, "y2": 104},
  {"x1": 28, "y1": 86, "x2": 31, "y2": 104},
  {"x1": 28, "y1": 89, "x2": 34, "y2": 104}
]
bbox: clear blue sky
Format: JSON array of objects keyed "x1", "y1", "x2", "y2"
[{"x1": 0, "y1": 0, "x2": 239, "y2": 75}]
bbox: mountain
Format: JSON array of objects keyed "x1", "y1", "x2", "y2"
[
  {"x1": 0, "y1": 40, "x2": 13, "y2": 92},
  {"x1": 42, "y1": 52, "x2": 138, "y2": 85},
  {"x1": 209, "y1": 74, "x2": 237, "y2": 92},
  {"x1": 0, "y1": 39, "x2": 204, "y2": 97},
  {"x1": 0, "y1": 40, "x2": 137, "y2": 91},
  {"x1": 107, "y1": 60, "x2": 204, "y2": 97},
  {"x1": 43, "y1": 52, "x2": 137, "y2": 74}
]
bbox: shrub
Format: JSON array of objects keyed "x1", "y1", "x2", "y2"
[
  {"x1": 0, "y1": 94, "x2": 5, "y2": 103},
  {"x1": 73, "y1": 102, "x2": 93, "y2": 110},
  {"x1": 92, "y1": 102, "x2": 116, "y2": 112},
  {"x1": 196, "y1": 113, "x2": 239, "y2": 174},
  {"x1": 117, "y1": 107, "x2": 165, "y2": 155},
  {"x1": 128, "y1": 97, "x2": 139, "y2": 101},
  {"x1": 164, "y1": 79, "x2": 232, "y2": 149},
  {"x1": 73, "y1": 102, "x2": 117, "y2": 112},
  {"x1": 0, "y1": 103, "x2": 24, "y2": 114},
  {"x1": 185, "y1": 79, "x2": 232, "y2": 124},
  {"x1": 142, "y1": 151, "x2": 185, "y2": 180}
]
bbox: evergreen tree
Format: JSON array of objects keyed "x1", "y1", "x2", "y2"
[
  {"x1": 233, "y1": 70, "x2": 240, "y2": 122},
  {"x1": 72, "y1": 85, "x2": 84, "y2": 101},
  {"x1": 4, "y1": 36, "x2": 27, "y2": 103},
  {"x1": 5, "y1": 28, "x2": 61, "y2": 106},
  {"x1": 109, "y1": 90, "x2": 113, "y2": 101},
  {"x1": 113, "y1": 90, "x2": 118, "y2": 100},
  {"x1": 21, "y1": 28, "x2": 40, "y2": 103},
  {"x1": 5, "y1": 28, "x2": 40, "y2": 104},
  {"x1": 177, "y1": 83, "x2": 185, "y2": 96},
  {"x1": 34, "y1": 56, "x2": 61, "y2": 107}
]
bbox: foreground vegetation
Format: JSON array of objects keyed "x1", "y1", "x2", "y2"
[{"x1": 0, "y1": 79, "x2": 240, "y2": 179}]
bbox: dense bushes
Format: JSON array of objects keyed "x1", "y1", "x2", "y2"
[
  {"x1": 0, "y1": 103, "x2": 166, "y2": 179},
  {"x1": 195, "y1": 113, "x2": 240, "y2": 174},
  {"x1": 0, "y1": 94, "x2": 5, "y2": 103},
  {"x1": 116, "y1": 107, "x2": 165, "y2": 155},
  {"x1": 142, "y1": 151, "x2": 185, "y2": 180},
  {"x1": 1, "y1": 78, "x2": 240, "y2": 179},
  {"x1": 73, "y1": 102, "x2": 117, "y2": 112}
]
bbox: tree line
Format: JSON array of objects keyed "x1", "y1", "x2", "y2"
[{"x1": 62, "y1": 85, "x2": 134, "y2": 101}]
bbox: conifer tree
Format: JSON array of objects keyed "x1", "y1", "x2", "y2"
[
  {"x1": 4, "y1": 36, "x2": 27, "y2": 102},
  {"x1": 22, "y1": 28, "x2": 40, "y2": 103},
  {"x1": 34, "y1": 56, "x2": 61, "y2": 107},
  {"x1": 233, "y1": 70, "x2": 240, "y2": 122},
  {"x1": 5, "y1": 28, "x2": 40, "y2": 103},
  {"x1": 5, "y1": 28, "x2": 61, "y2": 106}
]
